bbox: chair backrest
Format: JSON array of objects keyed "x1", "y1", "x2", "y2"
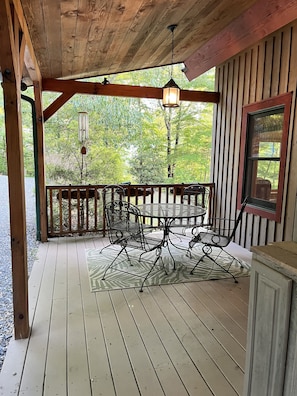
[
  {"x1": 229, "y1": 196, "x2": 249, "y2": 240},
  {"x1": 102, "y1": 185, "x2": 126, "y2": 236},
  {"x1": 182, "y1": 184, "x2": 209, "y2": 207},
  {"x1": 104, "y1": 200, "x2": 145, "y2": 247},
  {"x1": 102, "y1": 184, "x2": 126, "y2": 205},
  {"x1": 210, "y1": 197, "x2": 248, "y2": 241},
  {"x1": 182, "y1": 184, "x2": 210, "y2": 225}
]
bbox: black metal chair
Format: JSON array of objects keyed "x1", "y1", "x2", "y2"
[
  {"x1": 102, "y1": 200, "x2": 166, "y2": 292},
  {"x1": 188, "y1": 197, "x2": 248, "y2": 283},
  {"x1": 102, "y1": 185, "x2": 126, "y2": 222},
  {"x1": 100, "y1": 184, "x2": 126, "y2": 253},
  {"x1": 171, "y1": 184, "x2": 210, "y2": 237},
  {"x1": 182, "y1": 184, "x2": 210, "y2": 232}
]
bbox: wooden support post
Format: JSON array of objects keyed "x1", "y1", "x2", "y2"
[
  {"x1": 3, "y1": 78, "x2": 29, "y2": 339},
  {"x1": 0, "y1": 0, "x2": 29, "y2": 339},
  {"x1": 33, "y1": 81, "x2": 48, "y2": 242}
]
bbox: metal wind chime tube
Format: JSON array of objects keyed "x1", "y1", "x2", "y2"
[{"x1": 78, "y1": 111, "x2": 89, "y2": 144}]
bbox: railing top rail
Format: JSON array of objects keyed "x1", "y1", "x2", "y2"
[
  {"x1": 46, "y1": 182, "x2": 215, "y2": 189},
  {"x1": 46, "y1": 182, "x2": 215, "y2": 237}
]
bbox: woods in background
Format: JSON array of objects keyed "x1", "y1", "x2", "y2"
[{"x1": 0, "y1": 66, "x2": 215, "y2": 185}]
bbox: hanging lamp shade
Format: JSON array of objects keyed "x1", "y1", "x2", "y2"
[
  {"x1": 162, "y1": 24, "x2": 180, "y2": 108},
  {"x1": 162, "y1": 78, "x2": 180, "y2": 107}
]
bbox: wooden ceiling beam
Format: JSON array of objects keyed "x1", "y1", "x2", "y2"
[
  {"x1": 184, "y1": 0, "x2": 297, "y2": 80},
  {"x1": 42, "y1": 78, "x2": 220, "y2": 120},
  {"x1": 44, "y1": 92, "x2": 75, "y2": 121},
  {"x1": 12, "y1": 0, "x2": 41, "y2": 82}
]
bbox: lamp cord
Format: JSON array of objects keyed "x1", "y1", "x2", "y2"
[
  {"x1": 171, "y1": 29, "x2": 174, "y2": 78},
  {"x1": 168, "y1": 24, "x2": 177, "y2": 78}
]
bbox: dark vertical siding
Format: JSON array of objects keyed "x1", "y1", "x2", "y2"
[{"x1": 212, "y1": 21, "x2": 297, "y2": 249}]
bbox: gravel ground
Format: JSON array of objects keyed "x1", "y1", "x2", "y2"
[{"x1": 0, "y1": 175, "x2": 39, "y2": 371}]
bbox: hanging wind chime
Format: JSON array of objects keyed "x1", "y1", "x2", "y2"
[{"x1": 78, "y1": 111, "x2": 89, "y2": 183}]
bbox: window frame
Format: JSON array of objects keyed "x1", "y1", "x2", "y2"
[{"x1": 237, "y1": 93, "x2": 292, "y2": 222}]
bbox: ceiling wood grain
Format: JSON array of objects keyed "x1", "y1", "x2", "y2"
[
  {"x1": 20, "y1": 0, "x2": 258, "y2": 80},
  {"x1": 184, "y1": 0, "x2": 297, "y2": 80}
]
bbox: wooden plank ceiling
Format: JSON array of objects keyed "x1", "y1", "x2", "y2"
[{"x1": 21, "y1": 0, "x2": 258, "y2": 82}]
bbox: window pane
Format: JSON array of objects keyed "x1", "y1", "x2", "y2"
[
  {"x1": 239, "y1": 92, "x2": 292, "y2": 221},
  {"x1": 258, "y1": 141, "x2": 281, "y2": 157},
  {"x1": 249, "y1": 160, "x2": 280, "y2": 203},
  {"x1": 245, "y1": 107, "x2": 284, "y2": 209},
  {"x1": 250, "y1": 111, "x2": 283, "y2": 158}
]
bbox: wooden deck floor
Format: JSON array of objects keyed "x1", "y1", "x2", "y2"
[{"x1": 0, "y1": 236, "x2": 252, "y2": 396}]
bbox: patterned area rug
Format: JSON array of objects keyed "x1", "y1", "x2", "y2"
[{"x1": 86, "y1": 235, "x2": 250, "y2": 292}]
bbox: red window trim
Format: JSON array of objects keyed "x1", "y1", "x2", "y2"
[{"x1": 237, "y1": 92, "x2": 292, "y2": 222}]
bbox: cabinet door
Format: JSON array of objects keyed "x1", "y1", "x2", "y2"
[
  {"x1": 283, "y1": 282, "x2": 297, "y2": 396},
  {"x1": 243, "y1": 259, "x2": 292, "y2": 396}
]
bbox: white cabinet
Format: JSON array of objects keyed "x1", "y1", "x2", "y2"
[{"x1": 244, "y1": 242, "x2": 297, "y2": 396}]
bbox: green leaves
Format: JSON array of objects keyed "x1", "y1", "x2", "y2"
[{"x1": 0, "y1": 67, "x2": 215, "y2": 185}]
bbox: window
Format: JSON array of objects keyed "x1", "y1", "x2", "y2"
[{"x1": 238, "y1": 93, "x2": 292, "y2": 222}]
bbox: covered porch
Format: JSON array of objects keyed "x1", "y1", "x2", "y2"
[
  {"x1": 0, "y1": 236, "x2": 251, "y2": 395},
  {"x1": 2, "y1": 1, "x2": 297, "y2": 395}
]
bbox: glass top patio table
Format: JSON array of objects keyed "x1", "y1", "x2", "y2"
[
  {"x1": 137, "y1": 203, "x2": 206, "y2": 269},
  {"x1": 137, "y1": 202, "x2": 205, "y2": 222}
]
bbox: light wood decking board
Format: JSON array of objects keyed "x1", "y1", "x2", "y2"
[
  {"x1": 150, "y1": 286, "x2": 239, "y2": 395},
  {"x1": 44, "y1": 238, "x2": 68, "y2": 395},
  {"x1": 173, "y1": 282, "x2": 246, "y2": 369},
  {"x1": 80, "y1": 238, "x2": 116, "y2": 396},
  {"x1": 0, "y1": 236, "x2": 251, "y2": 395}
]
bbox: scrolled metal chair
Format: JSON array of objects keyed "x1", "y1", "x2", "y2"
[
  {"x1": 182, "y1": 184, "x2": 210, "y2": 233},
  {"x1": 170, "y1": 184, "x2": 210, "y2": 237},
  {"x1": 100, "y1": 184, "x2": 126, "y2": 253},
  {"x1": 188, "y1": 197, "x2": 248, "y2": 283},
  {"x1": 102, "y1": 200, "x2": 166, "y2": 292}
]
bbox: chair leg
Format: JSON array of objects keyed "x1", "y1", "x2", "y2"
[
  {"x1": 190, "y1": 250, "x2": 238, "y2": 283},
  {"x1": 100, "y1": 241, "x2": 121, "y2": 255},
  {"x1": 102, "y1": 245, "x2": 126, "y2": 280},
  {"x1": 99, "y1": 243, "x2": 111, "y2": 254},
  {"x1": 221, "y1": 248, "x2": 244, "y2": 268},
  {"x1": 139, "y1": 256, "x2": 162, "y2": 292},
  {"x1": 139, "y1": 248, "x2": 164, "y2": 292},
  {"x1": 190, "y1": 254, "x2": 206, "y2": 274}
]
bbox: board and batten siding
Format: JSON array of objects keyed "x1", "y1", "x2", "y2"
[{"x1": 212, "y1": 20, "x2": 297, "y2": 249}]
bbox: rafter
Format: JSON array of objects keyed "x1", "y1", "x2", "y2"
[
  {"x1": 12, "y1": 0, "x2": 41, "y2": 82},
  {"x1": 184, "y1": 0, "x2": 297, "y2": 80}
]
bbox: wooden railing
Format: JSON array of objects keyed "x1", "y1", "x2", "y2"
[{"x1": 46, "y1": 183, "x2": 215, "y2": 237}]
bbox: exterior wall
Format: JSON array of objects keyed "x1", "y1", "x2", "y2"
[{"x1": 212, "y1": 20, "x2": 297, "y2": 249}]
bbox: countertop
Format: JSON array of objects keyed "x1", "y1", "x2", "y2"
[{"x1": 251, "y1": 241, "x2": 297, "y2": 281}]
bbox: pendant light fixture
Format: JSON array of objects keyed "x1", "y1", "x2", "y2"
[{"x1": 162, "y1": 24, "x2": 180, "y2": 108}]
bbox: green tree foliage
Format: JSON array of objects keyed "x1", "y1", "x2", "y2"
[
  {"x1": 0, "y1": 66, "x2": 215, "y2": 185},
  {"x1": 110, "y1": 66, "x2": 215, "y2": 184},
  {"x1": 172, "y1": 101, "x2": 214, "y2": 182},
  {"x1": 128, "y1": 104, "x2": 167, "y2": 184},
  {"x1": 0, "y1": 90, "x2": 36, "y2": 176}
]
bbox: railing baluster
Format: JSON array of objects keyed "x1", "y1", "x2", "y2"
[
  {"x1": 67, "y1": 188, "x2": 71, "y2": 234},
  {"x1": 49, "y1": 188, "x2": 54, "y2": 235},
  {"x1": 57, "y1": 188, "x2": 62, "y2": 234},
  {"x1": 46, "y1": 183, "x2": 215, "y2": 237}
]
